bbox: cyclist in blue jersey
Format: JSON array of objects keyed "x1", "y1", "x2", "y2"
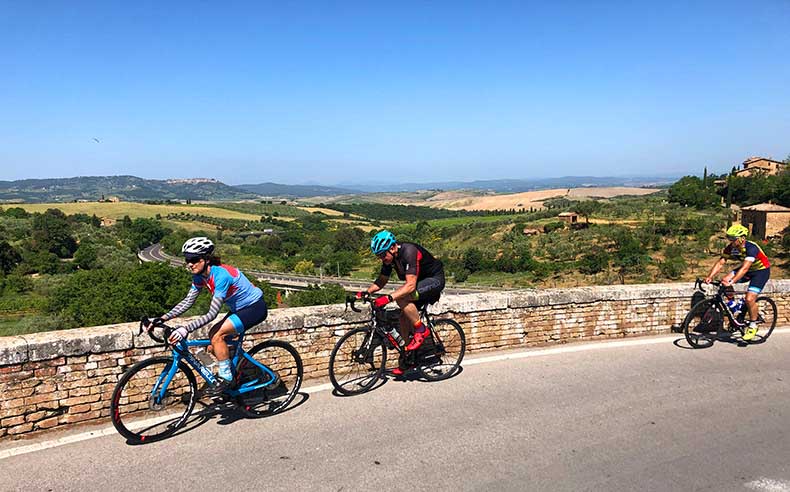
[
  {"x1": 704, "y1": 224, "x2": 771, "y2": 341},
  {"x1": 153, "y1": 237, "x2": 267, "y2": 394}
]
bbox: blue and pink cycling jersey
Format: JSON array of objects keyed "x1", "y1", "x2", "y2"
[{"x1": 190, "y1": 264, "x2": 262, "y2": 312}]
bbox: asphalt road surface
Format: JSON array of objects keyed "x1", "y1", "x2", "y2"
[{"x1": 2, "y1": 330, "x2": 789, "y2": 492}]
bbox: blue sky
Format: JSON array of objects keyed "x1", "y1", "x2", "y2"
[{"x1": 1, "y1": 1, "x2": 789, "y2": 185}]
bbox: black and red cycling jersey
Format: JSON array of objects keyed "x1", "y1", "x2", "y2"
[{"x1": 380, "y1": 242, "x2": 444, "y2": 281}]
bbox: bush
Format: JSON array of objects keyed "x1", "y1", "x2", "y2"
[
  {"x1": 287, "y1": 284, "x2": 346, "y2": 307},
  {"x1": 578, "y1": 251, "x2": 610, "y2": 275},
  {"x1": 48, "y1": 262, "x2": 190, "y2": 328},
  {"x1": 659, "y1": 245, "x2": 687, "y2": 279},
  {"x1": 543, "y1": 222, "x2": 565, "y2": 233}
]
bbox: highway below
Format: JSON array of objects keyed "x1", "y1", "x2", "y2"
[
  {"x1": 138, "y1": 243, "x2": 483, "y2": 295},
  {"x1": 2, "y1": 330, "x2": 789, "y2": 491}
]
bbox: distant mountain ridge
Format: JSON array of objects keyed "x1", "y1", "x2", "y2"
[
  {"x1": 236, "y1": 182, "x2": 356, "y2": 198},
  {"x1": 0, "y1": 174, "x2": 676, "y2": 203},
  {"x1": 0, "y1": 175, "x2": 257, "y2": 203},
  {"x1": 336, "y1": 176, "x2": 676, "y2": 193}
]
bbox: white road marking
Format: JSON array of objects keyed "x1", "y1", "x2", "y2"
[
  {"x1": 745, "y1": 478, "x2": 790, "y2": 491},
  {"x1": 1, "y1": 328, "x2": 787, "y2": 460}
]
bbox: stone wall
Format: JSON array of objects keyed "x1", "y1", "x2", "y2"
[{"x1": 2, "y1": 281, "x2": 788, "y2": 440}]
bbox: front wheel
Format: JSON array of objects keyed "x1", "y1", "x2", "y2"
[
  {"x1": 746, "y1": 296, "x2": 778, "y2": 344},
  {"x1": 683, "y1": 299, "x2": 723, "y2": 349},
  {"x1": 329, "y1": 328, "x2": 387, "y2": 396},
  {"x1": 110, "y1": 356, "x2": 197, "y2": 443},
  {"x1": 419, "y1": 318, "x2": 466, "y2": 381},
  {"x1": 235, "y1": 340, "x2": 303, "y2": 418}
]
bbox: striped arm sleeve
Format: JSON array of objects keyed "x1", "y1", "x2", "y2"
[
  {"x1": 183, "y1": 296, "x2": 224, "y2": 333},
  {"x1": 163, "y1": 288, "x2": 200, "y2": 320}
]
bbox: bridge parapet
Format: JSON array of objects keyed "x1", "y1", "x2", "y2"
[{"x1": 2, "y1": 280, "x2": 788, "y2": 439}]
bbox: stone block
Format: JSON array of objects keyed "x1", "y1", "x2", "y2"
[
  {"x1": 25, "y1": 324, "x2": 134, "y2": 362},
  {"x1": 0, "y1": 337, "x2": 28, "y2": 365}
]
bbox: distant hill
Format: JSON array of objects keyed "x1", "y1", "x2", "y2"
[
  {"x1": 237, "y1": 182, "x2": 356, "y2": 198},
  {"x1": 338, "y1": 176, "x2": 676, "y2": 193},
  {"x1": 0, "y1": 176, "x2": 258, "y2": 203}
]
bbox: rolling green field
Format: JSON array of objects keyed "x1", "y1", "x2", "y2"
[{"x1": 13, "y1": 202, "x2": 264, "y2": 221}]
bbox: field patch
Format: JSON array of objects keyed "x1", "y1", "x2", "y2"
[{"x1": 12, "y1": 202, "x2": 265, "y2": 221}]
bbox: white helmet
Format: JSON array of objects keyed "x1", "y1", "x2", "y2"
[{"x1": 181, "y1": 237, "x2": 214, "y2": 258}]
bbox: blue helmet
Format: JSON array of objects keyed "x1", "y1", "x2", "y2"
[{"x1": 370, "y1": 230, "x2": 396, "y2": 255}]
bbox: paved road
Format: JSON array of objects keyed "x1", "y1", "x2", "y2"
[
  {"x1": 138, "y1": 243, "x2": 484, "y2": 295},
  {"x1": 2, "y1": 331, "x2": 790, "y2": 491}
]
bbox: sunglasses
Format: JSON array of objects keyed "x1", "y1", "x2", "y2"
[
  {"x1": 726, "y1": 235, "x2": 739, "y2": 241},
  {"x1": 185, "y1": 257, "x2": 203, "y2": 265}
]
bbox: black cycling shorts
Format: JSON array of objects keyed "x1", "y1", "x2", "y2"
[
  {"x1": 414, "y1": 273, "x2": 445, "y2": 308},
  {"x1": 221, "y1": 296, "x2": 268, "y2": 335}
]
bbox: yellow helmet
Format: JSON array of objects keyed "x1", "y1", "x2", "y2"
[{"x1": 725, "y1": 224, "x2": 748, "y2": 239}]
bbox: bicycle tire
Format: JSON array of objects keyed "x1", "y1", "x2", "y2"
[
  {"x1": 746, "y1": 296, "x2": 778, "y2": 344},
  {"x1": 110, "y1": 356, "x2": 197, "y2": 443},
  {"x1": 419, "y1": 318, "x2": 466, "y2": 381},
  {"x1": 236, "y1": 339, "x2": 303, "y2": 418},
  {"x1": 329, "y1": 328, "x2": 387, "y2": 396},
  {"x1": 683, "y1": 299, "x2": 722, "y2": 349}
]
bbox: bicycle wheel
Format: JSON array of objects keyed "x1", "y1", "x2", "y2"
[
  {"x1": 746, "y1": 296, "x2": 778, "y2": 344},
  {"x1": 329, "y1": 328, "x2": 387, "y2": 396},
  {"x1": 419, "y1": 318, "x2": 466, "y2": 381},
  {"x1": 236, "y1": 340, "x2": 303, "y2": 418},
  {"x1": 683, "y1": 299, "x2": 723, "y2": 349},
  {"x1": 111, "y1": 356, "x2": 197, "y2": 443}
]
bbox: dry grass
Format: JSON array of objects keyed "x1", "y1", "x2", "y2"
[
  {"x1": 13, "y1": 202, "x2": 266, "y2": 221},
  {"x1": 424, "y1": 187, "x2": 660, "y2": 211}
]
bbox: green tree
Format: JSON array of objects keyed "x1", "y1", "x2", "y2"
[
  {"x1": 659, "y1": 244, "x2": 687, "y2": 280},
  {"x1": 572, "y1": 200, "x2": 603, "y2": 225},
  {"x1": 578, "y1": 251, "x2": 610, "y2": 275},
  {"x1": 0, "y1": 241, "x2": 22, "y2": 274},
  {"x1": 74, "y1": 242, "x2": 98, "y2": 270},
  {"x1": 31, "y1": 209, "x2": 78, "y2": 258},
  {"x1": 293, "y1": 259, "x2": 315, "y2": 275},
  {"x1": 287, "y1": 284, "x2": 346, "y2": 308},
  {"x1": 668, "y1": 176, "x2": 719, "y2": 209},
  {"x1": 49, "y1": 262, "x2": 190, "y2": 328},
  {"x1": 463, "y1": 248, "x2": 484, "y2": 273}
]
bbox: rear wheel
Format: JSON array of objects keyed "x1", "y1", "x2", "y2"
[
  {"x1": 329, "y1": 328, "x2": 387, "y2": 396},
  {"x1": 683, "y1": 299, "x2": 723, "y2": 349},
  {"x1": 111, "y1": 356, "x2": 197, "y2": 443},
  {"x1": 235, "y1": 340, "x2": 303, "y2": 418},
  {"x1": 419, "y1": 318, "x2": 466, "y2": 381},
  {"x1": 746, "y1": 296, "x2": 778, "y2": 344}
]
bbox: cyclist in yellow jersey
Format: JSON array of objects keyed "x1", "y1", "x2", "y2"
[{"x1": 704, "y1": 224, "x2": 771, "y2": 341}]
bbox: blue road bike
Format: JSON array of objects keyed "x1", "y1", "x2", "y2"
[{"x1": 110, "y1": 318, "x2": 302, "y2": 443}]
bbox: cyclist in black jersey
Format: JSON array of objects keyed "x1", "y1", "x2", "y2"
[{"x1": 357, "y1": 230, "x2": 446, "y2": 375}]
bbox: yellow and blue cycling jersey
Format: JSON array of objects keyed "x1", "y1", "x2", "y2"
[{"x1": 721, "y1": 240, "x2": 770, "y2": 272}]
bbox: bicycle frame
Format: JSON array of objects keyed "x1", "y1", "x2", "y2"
[
  {"x1": 152, "y1": 334, "x2": 279, "y2": 404},
  {"x1": 347, "y1": 297, "x2": 442, "y2": 361},
  {"x1": 694, "y1": 279, "x2": 746, "y2": 332}
]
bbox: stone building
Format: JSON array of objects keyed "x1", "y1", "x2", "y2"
[
  {"x1": 558, "y1": 212, "x2": 578, "y2": 224},
  {"x1": 734, "y1": 157, "x2": 787, "y2": 178},
  {"x1": 740, "y1": 203, "x2": 790, "y2": 239}
]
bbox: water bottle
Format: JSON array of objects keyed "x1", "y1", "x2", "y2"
[
  {"x1": 387, "y1": 328, "x2": 406, "y2": 348},
  {"x1": 726, "y1": 298, "x2": 743, "y2": 317}
]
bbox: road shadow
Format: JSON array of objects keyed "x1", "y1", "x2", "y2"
[
  {"x1": 672, "y1": 331, "x2": 751, "y2": 351},
  {"x1": 123, "y1": 391, "x2": 309, "y2": 445}
]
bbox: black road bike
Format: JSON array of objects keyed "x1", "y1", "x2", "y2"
[
  {"x1": 328, "y1": 295, "x2": 466, "y2": 396},
  {"x1": 683, "y1": 278, "x2": 777, "y2": 349}
]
